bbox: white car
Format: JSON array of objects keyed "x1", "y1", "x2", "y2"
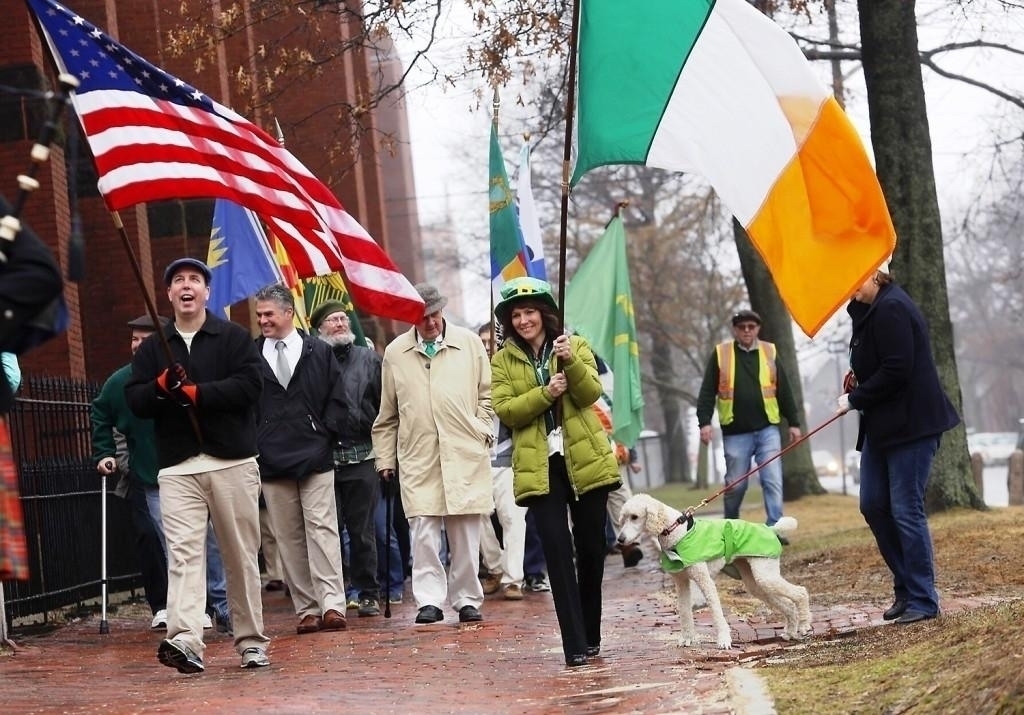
[
  {"x1": 966, "y1": 432, "x2": 1019, "y2": 466},
  {"x1": 812, "y1": 449, "x2": 839, "y2": 477}
]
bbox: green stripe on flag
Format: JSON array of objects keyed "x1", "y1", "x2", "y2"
[
  {"x1": 490, "y1": 123, "x2": 529, "y2": 288},
  {"x1": 302, "y1": 274, "x2": 367, "y2": 345},
  {"x1": 571, "y1": 0, "x2": 713, "y2": 184}
]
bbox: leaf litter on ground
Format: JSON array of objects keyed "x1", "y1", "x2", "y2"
[{"x1": 646, "y1": 486, "x2": 1024, "y2": 715}]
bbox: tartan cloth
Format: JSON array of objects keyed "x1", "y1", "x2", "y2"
[
  {"x1": 0, "y1": 416, "x2": 28, "y2": 580},
  {"x1": 334, "y1": 442, "x2": 373, "y2": 466}
]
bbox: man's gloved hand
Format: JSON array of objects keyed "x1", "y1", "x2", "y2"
[
  {"x1": 836, "y1": 393, "x2": 851, "y2": 414},
  {"x1": 157, "y1": 362, "x2": 197, "y2": 406}
]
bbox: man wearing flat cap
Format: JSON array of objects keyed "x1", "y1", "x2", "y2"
[
  {"x1": 695, "y1": 309, "x2": 801, "y2": 530},
  {"x1": 371, "y1": 283, "x2": 494, "y2": 625},
  {"x1": 126, "y1": 257, "x2": 270, "y2": 673},
  {"x1": 311, "y1": 300, "x2": 388, "y2": 616}
]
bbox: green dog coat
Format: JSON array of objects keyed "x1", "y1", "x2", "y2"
[{"x1": 659, "y1": 519, "x2": 783, "y2": 573}]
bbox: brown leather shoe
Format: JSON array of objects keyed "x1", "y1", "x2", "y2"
[
  {"x1": 321, "y1": 609, "x2": 347, "y2": 631},
  {"x1": 296, "y1": 614, "x2": 322, "y2": 634}
]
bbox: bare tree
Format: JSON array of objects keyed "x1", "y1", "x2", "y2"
[{"x1": 858, "y1": 0, "x2": 984, "y2": 510}]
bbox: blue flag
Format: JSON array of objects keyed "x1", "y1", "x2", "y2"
[{"x1": 206, "y1": 200, "x2": 282, "y2": 316}]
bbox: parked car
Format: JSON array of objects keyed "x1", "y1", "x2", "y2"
[
  {"x1": 812, "y1": 449, "x2": 839, "y2": 477},
  {"x1": 844, "y1": 449, "x2": 861, "y2": 484},
  {"x1": 966, "y1": 432, "x2": 1019, "y2": 466}
]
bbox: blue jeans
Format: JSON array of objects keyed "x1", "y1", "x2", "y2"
[
  {"x1": 523, "y1": 510, "x2": 547, "y2": 578},
  {"x1": 859, "y1": 434, "x2": 940, "y2": 616},
  {"x1": 722, "y1": 426, "x2": 784, "y2": 525}
]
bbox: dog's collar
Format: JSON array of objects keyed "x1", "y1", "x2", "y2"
[{"x1": 661, "y1": 513, "x2": 694, "y2": 537}]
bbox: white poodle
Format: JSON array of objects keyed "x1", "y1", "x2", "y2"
[{"x1": 617, "y1": 493, "x2": 812, "y2": 649}]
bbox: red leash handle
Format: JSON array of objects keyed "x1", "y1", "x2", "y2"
[{"x1": 686, "y1": 411, "x2": 847, "y2": 516}]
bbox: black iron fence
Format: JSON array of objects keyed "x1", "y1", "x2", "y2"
[{"x1": 3, "y1": 375, "x2": 141, "y2": 626}]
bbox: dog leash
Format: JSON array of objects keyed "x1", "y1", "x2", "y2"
[{"x1": 685, "y1": 411, "x2": 847, "y2": 517}]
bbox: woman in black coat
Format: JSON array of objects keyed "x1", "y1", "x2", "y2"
[{"x1": 837, "y1": 267, "x2": 959, "y2": 625}]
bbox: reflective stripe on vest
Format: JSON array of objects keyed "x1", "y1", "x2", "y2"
[{"x1": 715, "y1": 341, "x2": 780, "y2": 426}]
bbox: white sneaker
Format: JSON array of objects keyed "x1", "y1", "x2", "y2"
[
  {"x1": 151, "y1": 609, "x2": 168, "y2": 629},
  {"x1": 203, "y1": 613, "x2": 213, "y2": 629},
  {"x1": 240, "y1": 647, "x2": 270, "y2": 668}
]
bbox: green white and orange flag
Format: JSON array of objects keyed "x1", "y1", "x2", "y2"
[
  {"x1": 564, "y1": 215, "x2": 644, "y2": 448},
  {"x1": 571, "y1": 0, "x2": 896, "y2": 336}
]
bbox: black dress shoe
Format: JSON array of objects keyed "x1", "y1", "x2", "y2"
[
  {"x1": 414, "y1": 605, "x2": 444, "y2": 624},
  {"x1": 566, "y1": 654, "x2": 588, "y2": 667},
  {"x1": 895, "y1": 610, "x2": 937, "y2": 625},
  {"x1": 458, "y1": 605, "x2": 483, "y2": 623},
  {"x1": 882, "y1": 599, "x2": 908, "y2": 621},
  {"x1": 585, "y1": 645, "x2": 601, "y2": 658}
]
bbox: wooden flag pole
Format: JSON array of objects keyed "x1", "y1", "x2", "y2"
[
  {"x1": 556, "y1": 0, "x2": 583, "y2": 332},
  {"x1": 110, "y1": 211, "x2": 203, "y2": 443}
]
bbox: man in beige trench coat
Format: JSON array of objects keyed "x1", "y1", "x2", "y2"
[{"x1": 372, "y1": 284, "x2": 494, "y2": 625}]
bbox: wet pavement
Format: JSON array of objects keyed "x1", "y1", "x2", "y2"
[{"x1": 0, "y1": 555, "x2": 1005, "y2": 714}]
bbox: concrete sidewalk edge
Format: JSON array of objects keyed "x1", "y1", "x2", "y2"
[{"x1": 725, "y1": 666, "x2": 777, "y2": 715}]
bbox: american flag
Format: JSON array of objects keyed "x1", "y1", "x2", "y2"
[{"x1": 26, "y1": 0, "x2": 424, "y2": 324}]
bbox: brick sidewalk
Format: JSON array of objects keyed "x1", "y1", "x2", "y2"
[{"x1": 0, "y1": 556, "x2": 1003, "y2": 714}]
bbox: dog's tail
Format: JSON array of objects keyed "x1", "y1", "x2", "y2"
[{"x1": 771, "y1": 516, "x2": 798, "y2": 536}]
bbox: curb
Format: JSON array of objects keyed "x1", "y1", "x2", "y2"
[{"x1": 725, "y1": 666, "x2": 778, "y2": 715}]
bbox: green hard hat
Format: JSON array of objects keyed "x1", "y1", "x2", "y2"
[{"x1": 494, "y1": 277, "x2": 558, "y2": 320}]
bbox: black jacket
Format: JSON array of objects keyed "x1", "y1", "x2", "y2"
[
  {"x1": 847, "y1": 283, "x2": 960, "y2": 450},
  {"x1": 255, "y1": 332, "x2": 343, "y2": 479},
  {"x1": 328, "y1": 341, "x2": 381, "y2": 447},
  {"x1": 0, "y1": 194, "x2": 64, "y2": 412},
  {"x1": 125, "y1": 311, "x2": 263, "y2": 468}
]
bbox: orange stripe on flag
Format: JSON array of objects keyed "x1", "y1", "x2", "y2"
[{"x1": 748, "y1": 97, "x2": 895, "y2": 335}]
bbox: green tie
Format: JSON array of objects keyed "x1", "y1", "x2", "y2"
[{"x1": 424, "y1": 340, "x2": 437, "y2": 358}]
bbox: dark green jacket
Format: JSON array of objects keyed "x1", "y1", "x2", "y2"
[
  {"x1": 91, "y1": 364, "x2": 159, "y2": 486},
  {"x1": 491, "y1": 335, "x2": 620, "y2": 504}
]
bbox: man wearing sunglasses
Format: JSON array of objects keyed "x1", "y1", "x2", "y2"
[{"x1": 696, "y1": 309, "x2": 802, "y2": 533}]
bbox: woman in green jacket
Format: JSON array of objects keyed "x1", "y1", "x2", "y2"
[{"x1": 491, "y1": 277, "x2": 620, "y2": 668}]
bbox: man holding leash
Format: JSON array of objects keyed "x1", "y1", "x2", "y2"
[{"x1": 696, "y1": 310, "x2": 801, "y2": 528}]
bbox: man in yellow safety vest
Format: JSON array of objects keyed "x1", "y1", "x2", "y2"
[{"x1": 695, "y1": 310, "x2": 802, "y2": 528}]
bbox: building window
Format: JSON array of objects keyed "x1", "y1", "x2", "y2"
[
  {"x1": 0, "y1": 64, "x2": 45, "y2": 143},
  {"x1": 147, "y1": 199, "x2": 214, "y2": 239}
]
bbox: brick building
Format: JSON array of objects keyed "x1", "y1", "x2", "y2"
[{"x1": 1, "y1": 0, "x2": 423, "y2": 384}]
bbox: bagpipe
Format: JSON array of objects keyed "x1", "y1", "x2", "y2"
[{"x1": 0, "y1": 72, "x2": 80, "y2": 360}]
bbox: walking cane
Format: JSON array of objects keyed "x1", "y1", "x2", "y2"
[
  {"x1": 383, "y1": 474, "x2": 393, "y2": 620},
  {"x1": 98, "y1": 473, "x2": 109, "y2": 635}
]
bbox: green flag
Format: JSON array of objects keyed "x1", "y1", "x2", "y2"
[
  {"x1": 303, "y1": 273, "x2": 367, "y2": 346},
  {"x1": 564, "y1": 215, "x2": 644, "y2": 448},
  {"x1": 490, "y1": 122, "x2": 529, "y2": 298}
]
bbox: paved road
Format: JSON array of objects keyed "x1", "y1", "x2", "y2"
[{"x1": 1, "y1": 552, "x2": 1005, "y2": 714}]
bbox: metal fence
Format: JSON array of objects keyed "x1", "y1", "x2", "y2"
[{"x1": 2, "y1": 375, "x2": 140, "y2": 626}]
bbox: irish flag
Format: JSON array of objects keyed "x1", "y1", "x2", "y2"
[{"x1": 571, "y1": 0, "x2": 896, "y2": 336}]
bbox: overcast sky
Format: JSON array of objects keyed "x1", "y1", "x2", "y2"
[{"x1": 395, "y1": 0, "x2": 1024, "y2": 329}]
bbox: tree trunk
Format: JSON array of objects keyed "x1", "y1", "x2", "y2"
[
  {"x1": 650, "y1": 331, "x2": 689, "y2": 483},
  {"x1": 733, "y1": 219, "x2": 824, "y2": 500},
  {"x1": 857, "y1": 0, "x2": 983, "y2": 511}
]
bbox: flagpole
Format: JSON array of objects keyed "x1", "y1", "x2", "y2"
[
  {"x1": 556, "y1": 0, "x2": 583, "y2": 330},
  {"x1": 489, "y1": 86, "x2": 500, "y2": 353},
  {"x1": 110, "y1": 211, "x2": 203, "y2": 443}
]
